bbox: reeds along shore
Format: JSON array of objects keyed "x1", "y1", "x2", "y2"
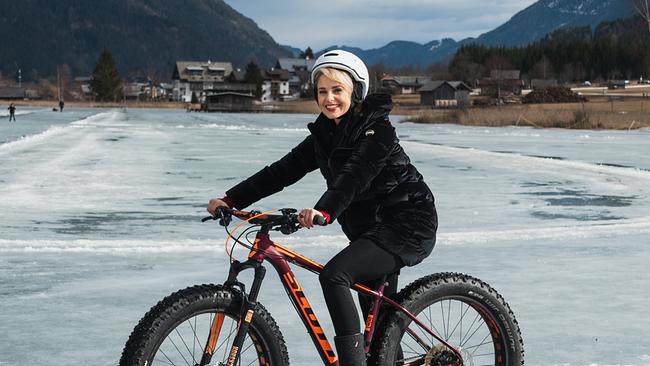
[
  {"x1": 5, "y1": 96, "x2": 649, "y2": 130},
  {"x1": 402, "y1": 98, "x2": 650, "y2": 130}
]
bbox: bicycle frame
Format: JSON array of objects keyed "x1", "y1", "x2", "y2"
[{"x1": 200, "y1": 219, "x2": 462, "y2": 366}]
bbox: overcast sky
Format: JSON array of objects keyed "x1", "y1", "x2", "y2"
[{"x1": 223, "y1": 0, "x2": 539, "y2": 51}]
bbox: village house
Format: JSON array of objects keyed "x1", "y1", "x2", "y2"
[
  {"x1": 419, "y1": 81, "x2": 472, "y2": 108},
  {"x1": 261, "y1": 68, "x2": 291, "y2": 102},
  {"x1": 72, "y1": 76, "x2": 92, "y2": 99},
  {"x1": 275, "y1": 58, "x2": 315, "y2": 99},
  {"x1": 380, "y1": 75, "x2": 434, "y2": 95},
  {"x1": 204, "y1": 92, "x2": 255, "y2": 112},
  {"x1": 0, "y1": 87, "x2": 25, "y2": 100},
  {"x1": 203, "y1": 82, "x2": 257, "y2": 111},
  {"x1": 478, "y1": 70, "x2": 525, "y2": 97},
  {"x1": 171, "y1": 61, "x2": 234, "y2": 102}
]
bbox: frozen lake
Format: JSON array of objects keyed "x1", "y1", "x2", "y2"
[{"x1": 1, "y1": 107, "x2": 649, "y2": 365}]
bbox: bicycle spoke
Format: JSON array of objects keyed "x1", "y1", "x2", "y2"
[
  {"x1": 398, "y1": 298, "x2": 501, "y2": 366},
  {"x1": 423, "y1": 303, "x2": 444, "y2": 346},
  {"x1": 174, "y1": 327, "x2": 196, "y2": 364},
  {"x1": 167, "y1": 336, "x2": 192, "y2": 366},
  {"x1": 190, "y1": 317, "x2": 197, "y2": 359},
  {"x1": 158, "y1": 349, "x2": 177, "y2": 365},
  {"x1": 405, "y1": 327, "x2": 431, "y2": 352},
  {"x1": 459, "y1": 312, "x2": 483, "y2": 347},
  {"x1": 446, "y1": 301, "x2": 471, "y2": 345},
  {"x1": 427, "y1": 303, "x2": 434, "y2": 345},
  {"x1": 440, "y1": 301, "x2": 447, "y2": 340},
  {"x1": 460, "y1": 316, "x2": 486, "y2": 350},
  {"x1": 445, "y1": 300, "x2": 451, "y2": 340},
  {"x1": 465, "y1": 332, "x2": 493, "y2": 358},
  {"x1": 401, "y1": 337, "x2": 424, "y2": 357}
]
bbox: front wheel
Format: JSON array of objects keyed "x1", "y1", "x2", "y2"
[
  {"x1": 370, "y1": 273, "x2": 524, "y2": 366},
  {"x1": 119, "y1": 284, "x2": 289, "y2": 366}
]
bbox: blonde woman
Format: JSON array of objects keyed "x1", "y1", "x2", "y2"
[{"x1": 208, "y1": 50, "x2": 437, "y2": 365}]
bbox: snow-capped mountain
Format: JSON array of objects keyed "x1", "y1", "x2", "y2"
[
  {"x1": 316, "y1": 0, "x2": 635, "y2": 68},
  {"x1": 474, "y1": 0, "x2": 635, "y2": 46}
]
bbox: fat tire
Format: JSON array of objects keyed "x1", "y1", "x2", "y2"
[
  {"x1": 369, "y1": 272, "x2": 524, "y2": 366},
  {"x1": 119, "y1": 284, "x2": 289, "y2": 366}
]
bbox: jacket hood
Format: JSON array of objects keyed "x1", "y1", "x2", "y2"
[{"x1": 362, "y1": 93, "x2": 393, "y2": 118}]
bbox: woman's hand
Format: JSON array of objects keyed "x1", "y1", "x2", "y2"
[
  {"x1": 297, "y1": 208, "x2": 325, "y2": 229},
  {"x1": 207, "y1": 198, "x2": 228, "y2": 215}
]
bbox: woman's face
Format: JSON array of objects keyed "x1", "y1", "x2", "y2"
[{"x1": 316, "y1": 75, "x2": 352, "y2": 122}]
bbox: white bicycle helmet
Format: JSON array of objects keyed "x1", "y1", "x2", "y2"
[{"x1": 311, "y1": 49, "x2": 370, "y2": 100}]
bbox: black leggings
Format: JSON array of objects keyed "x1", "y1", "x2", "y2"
[{"x1": 319, "y1": 238, "x2": 404, "y2": 336}]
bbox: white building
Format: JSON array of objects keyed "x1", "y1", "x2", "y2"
[
  {"x1": 171, "y1": 61, "x2": 233, "y2": 102},
  {"x1": 276, "y1": 58, "x2": 316, "y2": 99},
  {"x1": 261, "y1": 68, "x2": 291, "y2": 102}
]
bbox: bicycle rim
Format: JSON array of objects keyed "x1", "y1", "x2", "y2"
[
  {"x1": 399, "y1": 296, "x2": 507, "y2": 366},
  {"x1": 149, "y1": 310, "x2": 270, "y2": 366}
]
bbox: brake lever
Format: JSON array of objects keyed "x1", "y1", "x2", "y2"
[{"x1": 201, "y1": 207, "x2": 232, "y2": 226}]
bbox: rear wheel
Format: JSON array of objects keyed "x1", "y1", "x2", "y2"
[
  {"x1": 120, "y1": 284, "x2": 289, "y2": 366},
  {"x1": 370, "y1": 273, "x2": 524, "y2": 366}
]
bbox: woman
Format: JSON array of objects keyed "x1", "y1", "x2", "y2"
[{"x1": 208, "y1": 50, "x2": 437, "y2": 365}]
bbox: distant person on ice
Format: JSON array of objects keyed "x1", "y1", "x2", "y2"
[
  {"x1": 8, "y1": 103, "x2": 16, "y2": 122},
  {"x1": 59, "y1": 100, "x2": 64, "y2": 112}
]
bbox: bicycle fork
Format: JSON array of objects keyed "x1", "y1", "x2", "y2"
[{"x1": 199, "y1": 259, "x2": 267, "y2": 366}]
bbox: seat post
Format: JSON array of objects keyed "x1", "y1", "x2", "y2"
[{"x1": 363, "y1": 275, "x2": 388, "y2": 352}]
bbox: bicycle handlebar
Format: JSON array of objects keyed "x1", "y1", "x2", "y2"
[{"x1": 202, "y1": 207, "x2": 326, "y2": 232}]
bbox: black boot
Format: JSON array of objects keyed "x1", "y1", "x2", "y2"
[{"x1": 334, "y1": 333, "x2": 366, "y2": 366}]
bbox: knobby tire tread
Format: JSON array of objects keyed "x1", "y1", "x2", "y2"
[
  {"x1": 369, "y1": 272, "x2": 524, "y2": 366},
  {"x1": 119, "y1": 284, "x2": 289, "y2": 366}
]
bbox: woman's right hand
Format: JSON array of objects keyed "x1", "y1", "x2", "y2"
[{"x1": 207, "y1": 198, "x2": 228, "y2": 215}]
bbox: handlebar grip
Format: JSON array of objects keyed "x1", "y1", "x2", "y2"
[{"x1": 313, "y1": 215, "x2": 327, "y2": 226}]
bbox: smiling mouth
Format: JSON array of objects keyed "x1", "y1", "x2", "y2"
[{"x1": 325, "y1": 104, "x2": 339, "y2": 112}]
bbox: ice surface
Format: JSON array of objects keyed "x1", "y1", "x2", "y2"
[{"x1": 1, "y1": 109, "x2": 649, "y2": 365}]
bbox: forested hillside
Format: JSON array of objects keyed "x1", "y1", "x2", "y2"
[
  {"x1": 449, "y1": 15, "x2": 650, "y2": 82},
  {"x1": 0, "y1": 0, "x2": 291, "y2": 81}
]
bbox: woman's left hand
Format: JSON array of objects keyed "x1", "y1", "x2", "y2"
[{"x1": 297, "y1": 208, "x2": 324, "y2": 229}]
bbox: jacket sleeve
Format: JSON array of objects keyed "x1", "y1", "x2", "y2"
[
  {"x1": 226, "y1": 136, "x2": 318, "y2": 209},
  {"x1": 314, "y1": 121, "x2": 396, "y2": 219}
]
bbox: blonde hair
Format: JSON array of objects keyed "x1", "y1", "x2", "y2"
[{"x1": 314, "y1": 67, "x2": 354, "y2": 93}]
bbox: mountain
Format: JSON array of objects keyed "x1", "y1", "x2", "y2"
[
  {"x1": 319, "y1": 39, "x2": 461, "y2": 68},
  {"x1": 318, "y1": 0, "x2": 636, "y2": 68},
  {"x1": 0, "y1": 0, "x2": 291, "y2": 80},
  {"x1": 474, "y1": 0, "x2": 635, "y2": 46}
]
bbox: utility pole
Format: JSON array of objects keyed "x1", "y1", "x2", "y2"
[{"x1": 57, "y1": 65, "x2": 61, "y2": 101}]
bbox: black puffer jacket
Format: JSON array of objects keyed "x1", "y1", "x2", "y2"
[{"x1": 226, "y1": 94, "x2": 437, "y2": 266}]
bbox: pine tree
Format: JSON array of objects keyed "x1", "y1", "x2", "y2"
[
  {"x1": 300, "y1": 47, "x2": 314, "y2": 59},
  {"x1": 244, "y1": 61, "x2": 264, "y2": 98},
  {"x1": 90, "y1": 49, "x2": 123, "y2": 102}
]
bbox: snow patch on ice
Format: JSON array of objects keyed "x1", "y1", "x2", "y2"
[
  {"x1": 0, "y1": 111, "x2": 121, "y2": 153},
  {"x1": 4, "y1": 217, "x2": 650, "y2": 253}
]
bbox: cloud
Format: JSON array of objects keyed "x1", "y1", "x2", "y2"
[{"x1": 224, "y1": 0, "x2": 538, "y2": 50}]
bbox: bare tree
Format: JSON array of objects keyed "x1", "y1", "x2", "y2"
[{"x1": 634, "y1": 0, "x2": 650, "y2": 33}]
